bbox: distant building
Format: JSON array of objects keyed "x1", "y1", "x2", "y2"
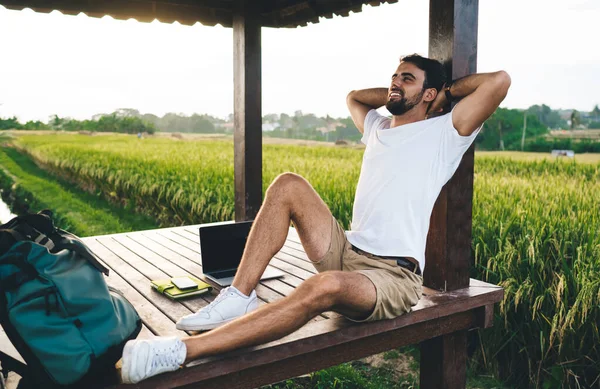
[
  {"x1": 262, "y1": 123, "x2": 280, "y2": 132},
  {"x1": 551, "y1": 150, "x2": 575, "y2": 158},
  {"x1": 219, "y1": 122, "x2": 234, "y2": 131},
  {"x1": 316, "y1": 121, "x2": 343, "y2": 134}
]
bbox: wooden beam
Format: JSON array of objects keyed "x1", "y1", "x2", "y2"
[
  {"x1": 425, "y1": 0, "x2": 478, "y2": 293},
  {"x1": 421, "y1": 330, "x2": 468, "y2": 389},
  {"x1": 422, "y1": 0, "x2": 478, "y2": 388},
  {"x1": 233, "y1": 0, "x2": 262, "y2": 221}
]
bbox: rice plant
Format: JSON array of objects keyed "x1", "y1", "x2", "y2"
[{"x1": 10, "y1": 133, "x2": 600, "y2": 388}]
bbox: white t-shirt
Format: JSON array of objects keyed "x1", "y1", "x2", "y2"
[{"x1": 345, "y1": 108, "x2": 481, "y2": 272}]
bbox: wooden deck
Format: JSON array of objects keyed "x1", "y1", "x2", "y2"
[{"x1": 0, "y1": 224, "x2": 503, "y2": 388}]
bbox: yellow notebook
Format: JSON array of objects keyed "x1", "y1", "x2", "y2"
[{"x1": 151, "y1": 276, "x2": 212, "y2": 300}]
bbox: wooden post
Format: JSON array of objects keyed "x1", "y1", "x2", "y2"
[
  {"x1": 233, "y1": 0, "x2": 262, "y2": 221},
  {"x1": 421, "y1": 0, "x2": 478, "y2": 388}
]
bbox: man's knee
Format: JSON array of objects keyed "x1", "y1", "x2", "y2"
[
  {"x1": 266, "y1": 172, "x2": 308, "y2": 203},
  {"x1": 298, "y1": 272, "x2": 345, "y2": 312}
]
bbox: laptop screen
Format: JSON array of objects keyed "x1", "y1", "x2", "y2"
[{"x1": 199, "y1": 221, "x2": 253, "y2": 274}]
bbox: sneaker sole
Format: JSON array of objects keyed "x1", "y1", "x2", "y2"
[
  {"x1": 121, "y1": 341, "x2": 135, "y2": 384},
  {"x1": 175, "y1": 318, "x2": 235, "y2": 331}
]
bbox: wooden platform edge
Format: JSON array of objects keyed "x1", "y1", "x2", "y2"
[{"x1": 114, "y1": 286, "x2": 502, "y2": 389}]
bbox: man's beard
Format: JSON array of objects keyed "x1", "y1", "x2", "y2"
[{"x1": 385, "y1": 89, "x2": 424, "y2": 116}]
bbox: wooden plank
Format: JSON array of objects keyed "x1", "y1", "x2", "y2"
[
  {"x1": 110, "y1": 234, "x2": 211, "y2": 313},
  {"x1": 84, "y1": 238, "x2": 189, "y2": 337},
  {"x1": 143, "y1": 230, "x2": 287, "y2": 307},
  {"x1": 141, "y1": 230, "x2": 202, "y2": 265},
  {"x1": 233, "y1": 0, "x2": 263, "y2": 221},
  {"x1": 98, "y1": 236, "x2": 206, "y2": 315}
]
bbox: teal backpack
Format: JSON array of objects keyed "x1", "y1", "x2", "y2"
[{"x1": 0, "y1": 211, "x2": 141, "y2": 388}]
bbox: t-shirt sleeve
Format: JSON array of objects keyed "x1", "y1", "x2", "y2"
[
  {"x1": 438, "y1": 107, "x2": 482, "y2": 167},
  {"x1": 361, "y1": 109, "x2": 388, "y2": 145}
]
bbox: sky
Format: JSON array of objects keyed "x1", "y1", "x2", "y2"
[{"x1": 0, "y1": 0, "x2": 598, "y2": 123}]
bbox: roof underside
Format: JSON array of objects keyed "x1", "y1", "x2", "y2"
[{"x1": 0, "y1": 0, "x2": 399, "y2": 28}]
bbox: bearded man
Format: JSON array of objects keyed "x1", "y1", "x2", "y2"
[{"x1": 120, "y1": 54, "x2": 511, "y2": 384}]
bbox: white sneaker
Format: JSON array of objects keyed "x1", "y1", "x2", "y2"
[
  {"x1": 121, "y1": 336, "x2": 186, "y2": 384},
  {"x1": 176, "y1": 286, "x2": 258, "y2": 331}
]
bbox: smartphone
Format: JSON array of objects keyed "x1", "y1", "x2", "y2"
[{"x1": 171, "y1": 277, "x2": 198, "y2": 290}]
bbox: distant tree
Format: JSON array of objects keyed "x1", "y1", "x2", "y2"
[
  {"x1": 263, "y1": 113, "x2": 279, "y2": 123},
  {"x1": 0, "y1": 117, "x2": 22, "y2": 130},
  {"x1": 570, "y1": 110, "x2": 581, "y2": 129},
  {"x1": 592, "y1": 105, "x2": 600, "y2": 121},
  {"x1": 141, "y1": 113, "x2": 160, "y2": 127},
  {"x1": 189, "y1": 114, "x2": 215, "y2": 133},
  {"x1": 96, "y1": 114, "x2": 120, "y2": 132},
  {"x1": 334, "y1": 118, "x2": 361, "y2": 143},
  {"x1": 49, "y1": 115, "x2": 66, "y2": 130},
  {"x1": 115, "y1": 108, "x2": 141, "y2": 118},
  {"x1": 527, "y1": 104, "x2": 566, "y2": 129},
  {"x1": 22, "y1": 120, "x2": 50, "y2": 130},
  {"x1": 478, "y1": 108, "x2": 547, "y2": 150}
]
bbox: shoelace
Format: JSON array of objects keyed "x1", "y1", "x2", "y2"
[{"x1": 204, "y1": 287, "x2": 234, "y2": 313}]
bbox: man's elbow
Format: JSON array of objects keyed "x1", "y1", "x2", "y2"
[
  {"x1": 493, "y1": 71, "x2": 511, "y2": 94},
  {"x1": 346, "y1": 90, "x2": 357, "y2": 105}
]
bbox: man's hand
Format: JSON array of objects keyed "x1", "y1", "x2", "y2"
[
  {"x1": 448, "y1": 71, "x2": 511, "y2": 136},
  {"x1": 425, "y1": 87, "x2": 446, "y2": 119},
  {"x1": 346, "y1": 88, "x2": 388, "y2": 134}
]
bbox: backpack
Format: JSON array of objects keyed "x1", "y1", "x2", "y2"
[{"x1": 0, "y1": 210, "x2": 142, "y2": 388}]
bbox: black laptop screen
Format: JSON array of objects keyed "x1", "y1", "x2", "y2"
[{"x1": 199, "y1": 221, "x2": 253, "y2": 274}]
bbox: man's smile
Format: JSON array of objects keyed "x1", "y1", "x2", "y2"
[{"x1": 389, "y1": 91, "x2": 403, "y2": 100}]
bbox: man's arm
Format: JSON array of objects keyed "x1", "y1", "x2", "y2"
[
  {"x1": 429, "y1": 71, "x2": 511, "y2": 136},
  {"x1": 346, "y1": 88, "x2": 388, "y2": 134}
]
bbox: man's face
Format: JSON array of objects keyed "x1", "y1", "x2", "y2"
[{"x1": 385, "y1": 61, "x2": 426, "y2": 116}]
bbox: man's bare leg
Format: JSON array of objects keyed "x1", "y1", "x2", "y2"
[
  {"x1": 183, "y1": 270, "x2": 376, "y2": 362},
  {"x1": 232, "y1": 172, "x2": 336, "y2": 295},
  {"x1": 121, "y1": 172, "x2": 377, "y2": 383}
]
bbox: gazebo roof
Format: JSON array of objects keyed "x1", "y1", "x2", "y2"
[{"x1": 0, "y1": 0, "x2": 398, "y2": 27}]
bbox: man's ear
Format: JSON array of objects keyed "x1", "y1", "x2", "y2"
[{"x1": 423, "y1": 88, "x2": 437, "y2": 103}]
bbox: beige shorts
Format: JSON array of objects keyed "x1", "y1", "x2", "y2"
[{"x1": 312, "y1": 217, "x2": 423, "y2": 322}]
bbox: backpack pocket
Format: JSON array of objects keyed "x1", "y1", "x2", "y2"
[{"x1": 8, "y1": 284, "x2": 93, "y2": 385}]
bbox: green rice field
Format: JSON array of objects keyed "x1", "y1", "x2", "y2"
[{"x1": 3, "y1": 133, "x2": 600, "y2": 388}]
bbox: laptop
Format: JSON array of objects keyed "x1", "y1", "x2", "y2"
[{"x1": 199, "y1": 221, "x2": 284, "y2": 287}]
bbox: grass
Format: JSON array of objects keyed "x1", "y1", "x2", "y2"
[
  {"x1": 2, "y1": 133, "x2": 599, "y2": 388},
  {"x1": 0, "y1": 145, "x2": 157, "y2": 236}
]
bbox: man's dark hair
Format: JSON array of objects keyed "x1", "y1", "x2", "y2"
[{"x1": 400, "y1": 54, "x2": 447, "y2": 91}]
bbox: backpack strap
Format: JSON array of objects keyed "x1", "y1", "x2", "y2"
[
  {"x1": 54, "y1": 240, "x2": 109, "y2": 276},
  {"x1": 0, "y1": 212, "x2": 110, "y2": 276},
  {"x1": 4, "y1": 224, "x2": 55, "y2": 252},
  {"x1": 0, "y1": 229, "x2": 27, "y2": 244}
]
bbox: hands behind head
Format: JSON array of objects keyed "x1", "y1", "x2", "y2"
[{"x1": 425, "y1": 89, "x2": 447, "y2": 119}]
